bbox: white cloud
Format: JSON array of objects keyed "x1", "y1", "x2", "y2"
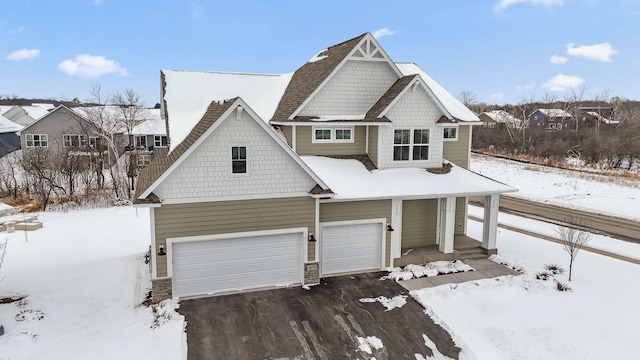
[
  {"x1": 490, "y1": 93, "x2": 505, "y2": 101},
  {"x1": 495, "y1": 0, "x2": 564, "y2": 12},
  {"x1": 6, "y1": 48, "x2": 40, "y2": 61},
  {"x1": 550, "y1": 55, "x2": 568, "y2": 64},
  {"x1": 542, "y1": 74, "x2": 585, "y2": 91},
  {"x1": 566, "y1": 42, "x2": 617, "y2": 62},
  {"x1": 516, "y1": 83, "x2": 536, "y2": 90},
  {"x1": 372, "y1": 28, "x2": 397, "y2": 39},
  {"x1": 58, "y1": 54, "x2": 129, "y2": 78}
]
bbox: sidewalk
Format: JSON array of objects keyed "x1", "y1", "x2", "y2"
[{"x1": 398, "y1": 258, "x2": 520, "y2": 292}]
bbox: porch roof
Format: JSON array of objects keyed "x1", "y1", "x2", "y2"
[{"x1": 301, "y1": 156, "x2": 517, "y2": 200}]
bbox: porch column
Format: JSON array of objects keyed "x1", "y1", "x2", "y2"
[
  {"x1": 439, "y1": 197, "x2": 456, "y2": 254},
  {"x1": 482, "y1": 194, "x2": 499, "y2": 255},
  {"x1": 390, "y1": 199, "x2": 403, "y2": 261}
]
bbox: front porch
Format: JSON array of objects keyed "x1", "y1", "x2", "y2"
[{"x1": 394, "y1": 235, "x2": 487, "y2": 267}]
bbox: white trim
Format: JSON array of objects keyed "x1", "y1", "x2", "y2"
[
  {"x1": 311, "y1": 126, "x2": 354, "y2": 144},
  {"x1": 317, "y1": 189, "x2": 514, "y2": 203},
  {"x1": 379, "y1": 77, "x2": 453, "y2": 121},
  {"x1": 133, "y1": 202, "x2": 162, "y2": 208},
  {"x1": 392, "y1": 128, "x2": 430, "y2": 162},
  {"x1": 365, "y1": 125, "x2": 369, "y2": 154},
  {"x1": 159, "y1": 192, "x2": 312, "y2": 205},
  {"x1": 229, "y1": 144, "x2": 249, "y2": 177},
  {"x1": 390, "y1": 199, "x2": 403, "y2": 264},
  {"x1": 270, "y1": 121, "x2": 393, "y2": 126},
  {"x1": 319, "y1": 218, "x2": 386, "y2": 276},
  {"x1": 150, "y1": 208, "x2": 157, "y2": 279},
  {"x1": 290, "y1": 33, "x2": 403, "y2": 119},
  {"x1": 139, "y1": 98, "x2": 330, "y2": 199},
  {"x1": 442, "y1": 125, "x2": 459, "y2": 142},
  {"x1": 314, "y1": 197, "x2": 320, "y2": 262},
  {"x1": 292, "y1": 125, "x2": 297, "y2": 152},
  {"x1": 166, "y1": 227, "x2": 308, "y2": 282}
]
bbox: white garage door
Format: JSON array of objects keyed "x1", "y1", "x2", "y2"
[
  {"x1": 172, "y1": 232, "x2": 302, "y2": 298},
  {"x1": 321, "y1": 222, "x2": 382, "y2": 275}
]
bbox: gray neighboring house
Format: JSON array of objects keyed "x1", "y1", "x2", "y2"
[
  {"x1": 528, "y1": 109, "x2": 573, "y2": 130},
  {"x1": 126, "y1": 108, "x2": 167, "y2": 169},
  {"x1": 0, "y1": 114, "x2": 23, "y2": 157}
]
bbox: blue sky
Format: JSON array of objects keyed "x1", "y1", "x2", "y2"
[{"x1": 2, "y1": 0, "x2": 639, "y2": 107}]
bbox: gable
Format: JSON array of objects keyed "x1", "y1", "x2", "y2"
[
  {"x1": 154, "y1": 106, "x2": 318, "y2": 201},
  {"x1": 298, "y1": 60, "x2": 399, "y2": 116},
  {"x1": 385, "y1": 85, "x2": 444, "y2": 126},
  {"x1": 22, "y1": 107, "x2": 88, "y2": 135}
]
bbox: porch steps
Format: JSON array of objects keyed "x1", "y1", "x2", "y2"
[{"x1": 394, "y1": 246, "x2": 488, "y2": 268}]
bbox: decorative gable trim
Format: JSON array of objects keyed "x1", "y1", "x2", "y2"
[
  {"x1": 289, "y1": 33, "x2": 403, "y2": 120},
  {"x1": 137, "y1": 97, "x2": 330, "y2": 200}
]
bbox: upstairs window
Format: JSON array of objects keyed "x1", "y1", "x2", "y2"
[
  {"x1": 393, "y1": 129, "x2": 430, "y2": 161},
  {"x1": 25, "y1": 134, "x2": 48, "y2": 147},
  {"x1": 231, "y1": 146, "x2": 247, "y2": 174},
  {"x1": 134, "y1": 135, "x2": 147, "y2": 148},
  {"x1": 154, "y1": 135, "x2": 168, "y2": 147},
  {"x1": 443, "y1": 127, "x2": 458, "y2": 141},
  {"x1": 312, "y1": 127, "x2": 354, "y2": 143}
]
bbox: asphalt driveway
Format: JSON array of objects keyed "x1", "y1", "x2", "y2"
[{"x1": 179, "y1": 272, "x2": 461, "y2": 359}]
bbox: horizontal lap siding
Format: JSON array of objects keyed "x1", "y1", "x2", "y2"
[
  {"x1": 368, "y1": 126, "x2": 378, "y2": 166},
  {"x1": 402, "y1": 199, "x2": 437, "y2": 248},
  {"x1": 320, "y1": 200, "x2": 392, "y2": 267},
  {"x1": 295, "y1": 126, "x2": 367, "y2": 155},
  {"x1": 443, "y1": 125, "x2": 470, "y2": 169},
  {"x1": 154, "y1": 197, "x2": 315, "y2": 277}
]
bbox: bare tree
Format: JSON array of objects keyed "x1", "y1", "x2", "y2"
[
  {"x1": 458, "y1": 90, "x2": 478, "y2": 107},
  {"x1": 555, "y1": 219, "x2": 592, "y2": 281}
]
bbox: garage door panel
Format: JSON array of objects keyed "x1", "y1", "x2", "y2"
[
  {"x1": 172, "y1": 232, "x2": 303, "y2": 298},
  {"x1": 322, "y1": 222, "x2": 382, "y2": 275}
]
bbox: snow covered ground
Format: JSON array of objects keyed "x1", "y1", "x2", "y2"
[
  {"x1": 0, "y1": 207, "x2": 184, "y2": 360},
  {"x1": 470, "y1": 154, "x2": 640, "y2": 220}
]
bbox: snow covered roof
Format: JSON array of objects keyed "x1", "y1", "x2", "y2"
[
  {"x1": 162, "y1": 70, "x2": 293, "y2": 151},
  {"x1": 0, "y1": 114, "x2": 23, "y2": 134},
  {"x1": 24, "y1": 103, "x2": 55, "y2": 119},
  {"x1": 586, "y1": 111, "x2": 619, "y2": 124},
  {"x1": 0, "y1": 201, "x2": 14, "y2": 216},
  {"x1": 395, "y1": 63, "x2": 480, "y2": 122},
  {"x1": 482, "y1": 110, "x2": 521, "y2": 124},
  {"x1": 131, "y1": 109, "x2": 165, "y2": 135},
  {"x1": 301, "y1": 156, "x2": 516, "y2": 200},
  {"x1": 536, "y1": 109, "x2": 572, "y2": 118}
]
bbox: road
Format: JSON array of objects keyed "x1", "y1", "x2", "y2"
[{"x1": 470, "y1": 195, "x2": 640, "y2": 243}]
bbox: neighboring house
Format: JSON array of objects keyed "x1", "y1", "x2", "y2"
[
  {"x1": 479, "y1": 110, "x2": 522, "y2": 129},
  {"x1": 126, "y1": 108, "x2": 166, "y2": 169},
  {"x1": 578, "y1": 107, "x2": 618, "y2": 128},
  {"x1": 0, "y1": 114, "x2": 23, "y2": 157},
  {"x1": 134, "y1": 33, "x2": 516, "y2": 301},
  {"x1": 528, "y1": 109, "x2": 573, "y2": 130},
  {"x1": 1, "y1": 103, "x2": 55, "y2": 127}
]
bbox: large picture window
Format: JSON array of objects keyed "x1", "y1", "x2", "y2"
[
  {"x1": 393, "y1": 129, "x2": 429, "y2": 161},
  {"x1": 231, "y1": 146, "x2": 247, "y2": 174}
]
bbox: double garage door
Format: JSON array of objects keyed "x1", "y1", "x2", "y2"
[
  {"x1": 171, "y1": 222, "x2": 383, "y2": 298},
  {"x1": 172, "y1": 232, "x2": 303, "y2": 298}
]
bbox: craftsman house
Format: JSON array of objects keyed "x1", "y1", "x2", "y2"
[{"x1": 134, "y1": 33, "x2": 516, "y2": 301}]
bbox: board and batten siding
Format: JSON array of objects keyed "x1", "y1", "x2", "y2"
[
  {"x1": 368, "y1": 126, "x2": 379, "y2": 166},
  {"x1": 401, "y1": 199, "x2": 438, "y2": 248},
  {"x1": 319, "y1": 200, "x2": 392, "y2": 267},
  {"x1": 154, "y1": 197, "x2": 315, "y2": 278},
  {"x1": 442, "y1": 125, "x2": 471, "y2": 169},
  {"x1": 295, "y1": 126, "x2": 367, "y2": 156}
]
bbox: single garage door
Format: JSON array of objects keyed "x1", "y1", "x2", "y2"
[
  {"x1": 172, "y1": 232, "x2": 302, "y2": 298},
  {"x1": 321, "y1": 222, "x2": 382, "y2": 275}
]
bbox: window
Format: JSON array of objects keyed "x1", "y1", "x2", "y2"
[
  {"x1": 63, "y1": 134, "x2": 86, "y2": 147},
  {"x1": 137, "y1": 154, "x2": 151, "y2": 167},
  {"x1": 393, "y1": 129, "x2": 429, "y2": 161},
  {"x1": 314, "y1": 129, "x2": 331, "y2": 141},
  {"x1": 443, "y1": 127, "x2": 458, "y2": 141},
  {"x1": 89, "y1": 137, "x2": 99, "y2": 149},
  {"x1": 413, "y1": 129, "x2": 430, "y2": 160},
  {"x1": 25, "y1": 134, "x2": 48, "y2": 147},
  {"x1": 312, "y1": 127, "x2": 354, "y2": 143},
  {"x1": 154, "y1": 135, "x2": 168, "y2": 147},
  {"x1": 231, "y1": 146, "x2": 247, "y2": 174},
  {"x1": 134, "y1": 135, "x2": 147, "y2": 148},
  {"x1": 393, "y1": 129, "x2": 410, "y2": 161}
]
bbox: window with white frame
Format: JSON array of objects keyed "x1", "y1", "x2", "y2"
[
  {"x1": 154, "y1": 135, "x2": 168, "y2": 147},
  {"x1": 231, "y1": 146, "x2": 247, "y2": 174},
  {"x1": 312, "y1": 127, "x2": 354, "y2": 143},
  {"x1": 89, "y1": 136, "x2": 99, "y2": 149},
  {"x1": 393, "y1": 129, "x2": 430, "y2": 161},
  {"x1": 63, "y1": 134, "x2": 86, "y2": 147},
  {"x1": 443, "y1": 127, "x2": 458, "y2": 141},
  {"x1": 137, "y1": 154, "x2": 151, "y2": 167},
  {"x1": 134, "y1": 135, "x2": 147, "y2": 148},
  {"x1": 25, "y1": 134, "x2": 48, "y2": 147}
]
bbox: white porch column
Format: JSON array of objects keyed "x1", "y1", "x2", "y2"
[
  {"x1": 439, "y1": 197, "x2": 456, "y2": 254},
  {"x1": 482, "y1": 194, "x2": 499, "y2": 255},
  {"x1": 390, "y1": 199, "x2": 403, "y2": 262}
]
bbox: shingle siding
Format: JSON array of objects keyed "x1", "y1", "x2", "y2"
[
  {"x1": 154, "y1": 109, "x2": 317, "y2": 200},
  {"x1": 299, "y1": 60, "x2": 398, "y2": 116}
]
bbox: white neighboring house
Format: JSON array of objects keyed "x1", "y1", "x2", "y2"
[{"x1": 134, "y1": 32, "x2": 516, "y2": 302}]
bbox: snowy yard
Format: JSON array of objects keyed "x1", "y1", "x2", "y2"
[{"x1": 0, "y1": 207, "x2": 184, "y2": 360}]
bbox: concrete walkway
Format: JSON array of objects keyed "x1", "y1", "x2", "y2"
[{"x1": 398, "y1": 259, "x2": 520, "y2": 292}]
